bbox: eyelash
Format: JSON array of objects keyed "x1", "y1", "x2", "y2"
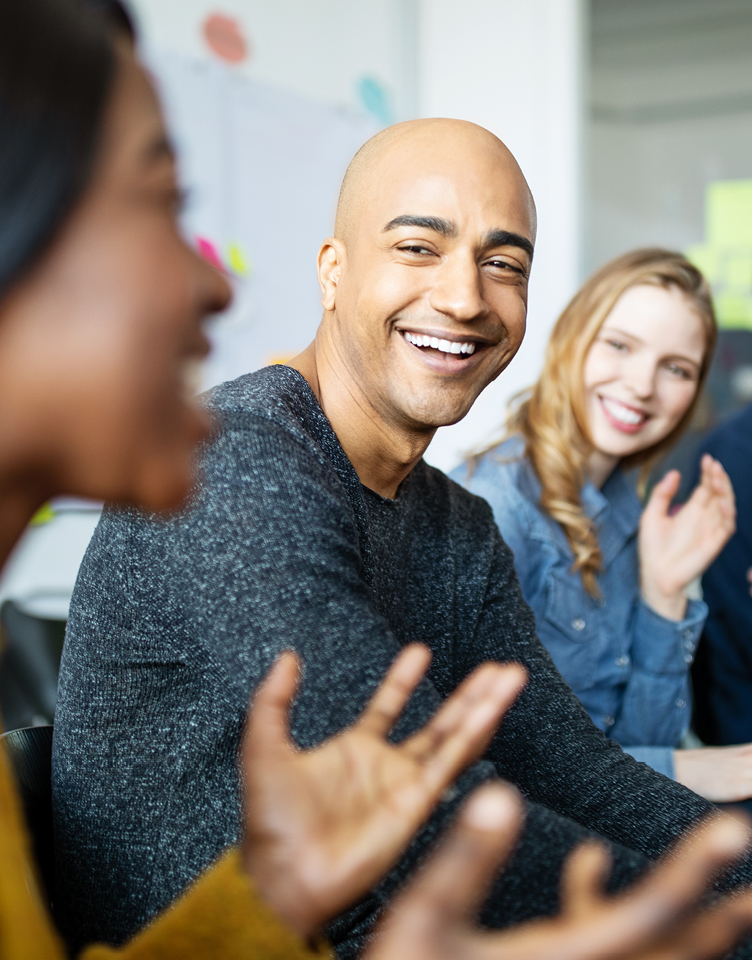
[
  {"x1": 396, "y1": 246, "x2": 525, "y2": 275},
  {"x1": 605, "y1": 340, "x2": 693, "y2": 378}
]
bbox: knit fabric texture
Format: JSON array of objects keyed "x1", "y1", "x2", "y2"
[{"x1": 52, "y1": 365, "x2": 752, "y2": 958}]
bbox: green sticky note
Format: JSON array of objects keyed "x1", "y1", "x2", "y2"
[
  {"x1": 30, "y1": 502, "x2": 55, "y2": 526},
  {"x1": 707, "y1": 180, "x2": 752, "y2": 248},
  {"x1": 227, "y1": 243, "x2": 251, "y2": 277},
  {"x1": 686, "y1": 243, "x2": 721, "y2": 284}
]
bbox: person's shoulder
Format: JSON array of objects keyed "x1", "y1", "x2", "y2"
[
  {"x1": 205, "y1": 365, "x2": 317, "y2": 432},
  {"x1": 203, "y1": 365, "x2": 346, "y2": 464},
  {"x1": 449, "y1": 436, "x2": 536, "y2": 514}
]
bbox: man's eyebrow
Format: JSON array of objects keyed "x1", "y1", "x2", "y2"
[
  {"x1": 483, "y1": 229, "x2": 534, "y2": 259},
  {"x1": 382, "y1": 215, "x2": 458, "y2": 238}
]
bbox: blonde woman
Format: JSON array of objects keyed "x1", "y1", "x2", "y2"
[{"x1": 451, "y1": 248, "x2": 752, "y2": 802}]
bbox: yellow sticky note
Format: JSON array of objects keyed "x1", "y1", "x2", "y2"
[
  {"x1": 30, "y1": 502, "x2": 55, "y2": 526},
  {"x1": 227, "y1": 243, "x2": 251, "y2": 277}
]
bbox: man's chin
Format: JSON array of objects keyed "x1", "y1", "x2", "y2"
[{"x1": 400, "y1": 395, "x2": 479, "y2": 432}]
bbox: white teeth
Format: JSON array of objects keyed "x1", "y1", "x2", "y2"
[
  {"x1": 403, "y1": 331, "x2": 477, "y2": 356},
  {"x1": 602, "y1": 397, "x2": 644, "y2": 425}
]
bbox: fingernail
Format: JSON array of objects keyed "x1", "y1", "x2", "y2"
[
  {"x1": 708, "y1": 816, "x2": 751, "y2": 853},
  {"x1": 465, "y1": 787, "x2": 514, "y2": 830}
]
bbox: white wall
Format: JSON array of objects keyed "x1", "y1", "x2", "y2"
[
  {"x1": 129, "y1": 0, "x2": 418, "y2": 121},
  {"x1": 420, "y1": 0, "x2": 586, "y2": 469},
  {"x1": 588, "y1": 0, "x2": 752, "y2": 272}
]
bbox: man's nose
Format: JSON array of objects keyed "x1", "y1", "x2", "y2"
[{"x1": 428, "y1": 253, "x2": 487, "y2": 323}]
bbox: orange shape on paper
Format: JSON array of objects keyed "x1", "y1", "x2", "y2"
[{"x1": 202, "y1": 13, "x2": 249, "y2": 64}]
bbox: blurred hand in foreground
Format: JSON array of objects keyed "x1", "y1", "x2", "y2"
[
  {"x1": 368, "y1": 783, "x2": 752, "y2": 960},
  {"x1": 241, "y1": 644, "x2": 526, "y2": 937}
]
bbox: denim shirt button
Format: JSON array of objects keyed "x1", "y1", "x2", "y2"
[
  {"x1": 572, "y1": 618, "x2": 586, "y2": 631},
  {"x1": 676, "y1": 698, "x2": 686, "y2": 709},
  {"x1": 682, "y1": 628, "x2": 694, "y2": 641},
  {"x1": 615, "y1": 655, "x2": 629, "y2": 667},
  {"x1": 604, "y1": 715, "x2": 615, "y2": 726},
  {"x1": 683, "y1": 653, "x2": 693, "y2": 663}
]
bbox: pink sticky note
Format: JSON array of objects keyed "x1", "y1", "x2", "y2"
[{"x1": 196, "y1": 236, "x2": 225, "y2": 271}]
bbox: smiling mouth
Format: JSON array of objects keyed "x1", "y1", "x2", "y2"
[
  {"x1": 599, "y1": 395, "x2": 649, "y2": 433},
  {"x1": 402, "y1": 330, "x2": 478, "y2": 357}
]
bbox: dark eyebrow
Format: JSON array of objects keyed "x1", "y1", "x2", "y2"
[
  {"x1": 383, "y1": 215, "x2": 458, "y2": 238},
  {"x1": 483, "y1": 229, "x2": 534, "y2": 259},
  {"x1": 383, "y1": 216, "x2": 534, "y2": 260}
]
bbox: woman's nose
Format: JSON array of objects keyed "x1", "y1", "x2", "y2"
[{"x1": 624, "y1": 357, "x2": 656, "y2": 399}]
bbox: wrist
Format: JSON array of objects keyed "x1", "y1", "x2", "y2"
[
  {"x1": 241, "y1": 838, "x2": 320, "y2": 939},
  {"x1": 640, "y1": 583, "x2": 687, "y2": 622}
]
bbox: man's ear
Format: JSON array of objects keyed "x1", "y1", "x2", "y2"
[{"x1": 317, "y1": 238, "x2": 345, "y2": 311}]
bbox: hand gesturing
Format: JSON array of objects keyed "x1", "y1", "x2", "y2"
[
  {"x1": 240, "y1": 644, "x2": 526, "y2": 937},
  {"x1": 369, "y1": 784, "x2": 752, "y2": 960},
  {"x1": 639, "y1": 454, "x2": 735, "y2": 621}
]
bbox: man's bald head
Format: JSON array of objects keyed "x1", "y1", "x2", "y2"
[
  {"x1": 334, "y1": 118, "x2": 536, "y2": 248},
  {"x1": 301, "y1": 116, "x2": 536, "y2": 455}
]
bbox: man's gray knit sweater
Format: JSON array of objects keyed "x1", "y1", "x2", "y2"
[{"x1": 52, "y1": 366, "x2": 751, "y2": 956}]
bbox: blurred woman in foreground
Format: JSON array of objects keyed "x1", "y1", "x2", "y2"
[
  {"x1": 2, "y1": 3, "x2": 752, "y2": 959},
  {"x1": 452, "y1": 249, "x2": 752, "y2": 802}
]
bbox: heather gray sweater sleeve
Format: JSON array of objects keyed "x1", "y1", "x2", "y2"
[{"x1": 53, "y1": 371, "x2": 752, "y2": 958}]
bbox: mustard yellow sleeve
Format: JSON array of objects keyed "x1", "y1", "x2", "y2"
[{"x1": 82, "y1": 849, "x2": 333, "y2": 960}]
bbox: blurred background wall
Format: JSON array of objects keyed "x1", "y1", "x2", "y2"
[{"x1": 4, "y1": 0, "x2": 752, "y2": 639}]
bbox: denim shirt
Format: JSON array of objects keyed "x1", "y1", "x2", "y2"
[{"x1": 450, "y1": 436, "x2": 707, "y2": 780}]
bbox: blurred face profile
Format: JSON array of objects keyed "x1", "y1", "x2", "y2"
[
  {"x1": 582, "y1": 284, "x2": 706, "y2": 461},
  {"x1": 0, "y1": 43, "x2": 231, "y2": 511}
]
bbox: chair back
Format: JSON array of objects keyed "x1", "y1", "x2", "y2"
[
  {"x1": 0, "y1": 600, "x2": 66, "y2": 730},
  {"x1": 1, "y1": 724, "x2": 55, "y2": 907}
]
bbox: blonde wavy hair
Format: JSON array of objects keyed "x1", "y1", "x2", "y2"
[{"x1": 480, "y1": 248, "x2": 717, "y2": 597}]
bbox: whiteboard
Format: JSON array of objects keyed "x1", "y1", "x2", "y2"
[{"x1": 145, "y1": 46, "x2": 379, "y2": 389}]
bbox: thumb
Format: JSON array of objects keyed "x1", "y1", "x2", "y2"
[
  {"x1": 395, "y1": 783, "x2": 523, "y2": 924},
  {"x1": 644, "y1": 470, "x2": 681, "y2": 520},
  {"x1": 242, "y1": 651, "x2": 300, "y2": 764}
]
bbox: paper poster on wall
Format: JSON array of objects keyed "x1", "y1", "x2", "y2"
[{"x1": 144, "y1": 46, "x2": 378, "y2": 390}]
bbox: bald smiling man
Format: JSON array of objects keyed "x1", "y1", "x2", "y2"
[{"x1": 53, "y1": 120, "x2": 752, "y2": 958}]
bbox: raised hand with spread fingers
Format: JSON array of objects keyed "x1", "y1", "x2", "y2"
[{"x1": 240, "y1": 644, "x2": 526, "y2": 938}]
